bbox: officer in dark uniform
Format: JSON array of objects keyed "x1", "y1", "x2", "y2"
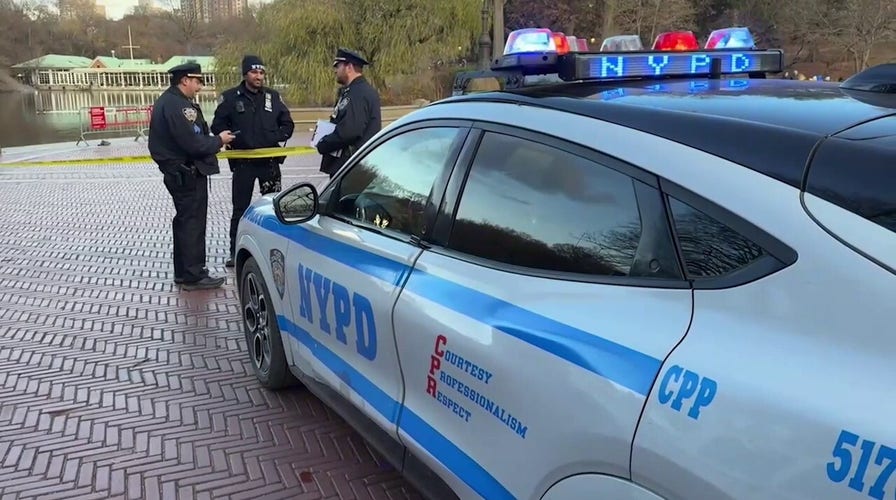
[
  {"x1": 148, "y1": 62, "x2": 235, "y2": 290},
  {"x1": 315, "y1": 48, "x2": 382, "y2": 177},
  {"x1": 211, "y1": 55, "x2": 295, "y2": 268}
]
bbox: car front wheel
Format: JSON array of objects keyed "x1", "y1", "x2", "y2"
[{"x1": 239, "y1": 256, "x2": 298, "y2": 390}]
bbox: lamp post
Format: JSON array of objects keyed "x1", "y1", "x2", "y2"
[{"x1": 478, "y1": 0, "x2": 492, "y2": 69}]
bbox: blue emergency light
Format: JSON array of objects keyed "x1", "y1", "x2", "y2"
[{"x1": 495, "y1": 27, "x2": 782, "y2": 81}]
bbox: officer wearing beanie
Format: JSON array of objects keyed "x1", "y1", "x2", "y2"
[
  {"x1": 315, "y1": 48, "x2": 381, "y2": 177},
  {"x1": 149, "y1": 62, "x2": 235, "y2": 291},
  {"x1": 211, "y1": 55, "x2": 294, "y2": 268}
]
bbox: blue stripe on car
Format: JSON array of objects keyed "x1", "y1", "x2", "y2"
[
  {"x1": 278, "y1": 315, "x2": 515, "y2": 499},
  {"x1": 245, "y1": 205, "x2": 665, "y2": 497}
]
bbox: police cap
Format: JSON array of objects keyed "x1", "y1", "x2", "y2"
[
  {"x1": 332, "y1": 48, "x2": 369, "y2": 68},
  {"x1": 168, "y1": 62, "x2": 205, "y2": 84}
]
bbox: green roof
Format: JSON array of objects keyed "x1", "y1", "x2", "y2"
[
  {"x1": 92, "y1": 56, "x2": 155, "y2": 69},
  {"x1": 11, "y1": 54, "x2": 218, "y2": 73},
  {"x1": 11, "y1": 54, "x2": 94, "y2": 69},
  {"x1": 160, "y1": 56, "x2": 216, "y2": 71}
]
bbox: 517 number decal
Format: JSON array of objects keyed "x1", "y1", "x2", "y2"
[{"x1": 827, "y1": 429, "x2": 896, "y2": 499}]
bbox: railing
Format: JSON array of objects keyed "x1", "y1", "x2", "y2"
[
  {"x1": 67, "y1": 103, "x2": 424, "y2": 147},
  {"x1": 77, "y1": 105, "x2": 152, "y2": 146}
]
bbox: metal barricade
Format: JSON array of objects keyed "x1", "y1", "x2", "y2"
[{"x1": 77, "y1": 105, "x2": 152, "y2": 146}]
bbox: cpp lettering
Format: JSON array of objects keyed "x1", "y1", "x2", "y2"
[
  {"x1": 297, "y1": 263, "x2": 377, "y2": 361},
  {"x1": 657, "y1": 364, "x2": 717, "y2": 420}
]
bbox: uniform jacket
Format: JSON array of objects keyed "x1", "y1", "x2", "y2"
[
  {"x1": 316, "y1": 75, "x2": 382, "y2": 175},
  {"x1": 211, "y1": 82, "x2": 294, "y2": 163},
  {"x1": 148, "y1": 86, "x2": 222, "y2": 176}
]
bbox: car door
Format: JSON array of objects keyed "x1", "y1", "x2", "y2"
[
  {"x1": 279, "y1": 122, "x2": 471, "y2": 437},
  {"x1": 631, "y1": 163, "x2": 896, "y2": 497},
  {"x1": 391, "y1": 125, "x2": 695, "y2": 499}
]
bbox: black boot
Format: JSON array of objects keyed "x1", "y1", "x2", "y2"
[{"x1": 181, "y1": 275, "x2": 226, "y2": 290}]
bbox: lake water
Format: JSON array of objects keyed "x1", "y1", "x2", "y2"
[{"x1": 0, "y1": 90, "x2": 219, "y2": 149}]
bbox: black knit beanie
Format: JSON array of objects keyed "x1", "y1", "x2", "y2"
[{"x1": 242, "y1": 55, "x2": 265, "y2": 75}]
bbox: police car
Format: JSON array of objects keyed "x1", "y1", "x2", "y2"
[{"x1": 234, "y1": 26, "x2": 896, "y2": 500}]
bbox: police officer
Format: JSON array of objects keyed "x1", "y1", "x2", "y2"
[
  {"x1": 148, "y1": 62, "x2": 235, "y2": 290},
  {"x1": 315, "y1": 48, "x2": 382, "y2": 177},
  {"x1": 211, "y1": 55, "x2": 295, "y2": 268}
]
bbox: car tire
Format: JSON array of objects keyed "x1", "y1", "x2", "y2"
[{"x1": 239, "y1": 256, "x2": 298, "y2": 390}]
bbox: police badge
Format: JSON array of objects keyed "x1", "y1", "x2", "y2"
[
  {"x1": 182, "y1": 107, "x2": 197, "y2": 122},
  {"x1": 269, "y1": 249, "x2": 285, "y2": 299},
  {"x1": 264, "y1": 92, "x2": 272, "y2": 112}
]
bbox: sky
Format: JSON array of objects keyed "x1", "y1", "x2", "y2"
[
  {"x1": 99, "y1": 0, "x2": 270, "y2": 20},
  {"x1": 21, "y1": 0, "x2": 270, "y2": 21},
  {"x1": 97, "y1": 0, "x2": 160, "y2": 20}
]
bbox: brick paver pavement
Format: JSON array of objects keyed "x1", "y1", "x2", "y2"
[{"x1": 0, "y1": 142, "x2": 423, "y2": 500}]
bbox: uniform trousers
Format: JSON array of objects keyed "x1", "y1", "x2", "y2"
[
  {"x1": 229, "y1": 159, "x2": 282, "y2": 256},
  {"x1": 163, "y1": 169, "x2": 209, "y2": 283}
]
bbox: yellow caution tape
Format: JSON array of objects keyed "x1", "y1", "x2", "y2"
[
  {"x1": 0, "y1": 145, "x2": 317, "y2": 168},
  {"x1": 219, "y1": 146, "x2": 316, "y2": 159}
]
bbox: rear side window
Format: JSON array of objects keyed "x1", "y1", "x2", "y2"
[
  {"x1": 447, "y1": 131, "x2": 644, "y2": 277},
  {"x1": 668, "y1": 197, "x2": 765, "y2": 278}
]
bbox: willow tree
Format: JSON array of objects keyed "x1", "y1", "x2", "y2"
[{"x1": 215, "y1": 0, "x2": 481, "y2": 106}]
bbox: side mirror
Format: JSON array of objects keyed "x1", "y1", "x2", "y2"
[{"x1": 273, "y1": 182, "x2": 319, "y2": 224}]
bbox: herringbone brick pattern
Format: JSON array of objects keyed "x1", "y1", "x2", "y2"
[{"x1": 0, "y1": 149, "x2": 422, "y2": 499}]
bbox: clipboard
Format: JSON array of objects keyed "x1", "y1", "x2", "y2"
[{"x1": 310, "y1": 119, "x2": 335, "y2": 147}]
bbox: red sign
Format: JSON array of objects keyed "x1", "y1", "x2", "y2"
[{"x1": 88, "y1": 107, "x2": 106, "y2": 131}]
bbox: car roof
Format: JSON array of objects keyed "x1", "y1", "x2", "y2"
[
  {"x1": 524, "y1": 78, "x2": 892, "y2": 135},
  {"x1": 437, "y1": 77, "x2": 896, "y2": 189}
]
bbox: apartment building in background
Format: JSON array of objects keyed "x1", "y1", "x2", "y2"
[
  {"x1": 137, "y1": 0, "x2": 163, "y2": 13},
  {"x1": 180, "y1": 0, "x2": 249, "y2": 22},
  {"x1": 58, "y1": 0, "x2": 106, "y2": 19}
]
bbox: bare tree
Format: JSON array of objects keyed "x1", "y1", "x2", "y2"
[
  {"x1": 828, "y1": 0, "x2": 896, "y2": 72},
  {"x1": 493, "y1": 0, "x2": 506, "y2": 55},
  {"x1": 161, "y1": 0, "x2": 204, "y2": 55},
  {"x1": 614, "y1": 0, "x2": 698, "y2": 45}
]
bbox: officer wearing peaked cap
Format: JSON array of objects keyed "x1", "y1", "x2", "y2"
[
  {"x1": 315, "y1": 48, "x2": 382, "y2": 177},
  {"x1": 148, "y1": 61, "x2": 236, "y2": 290}
]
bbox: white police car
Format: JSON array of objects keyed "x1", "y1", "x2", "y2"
[{"x1": 234, "y1": 26, "x2": 896, "y2": 500}]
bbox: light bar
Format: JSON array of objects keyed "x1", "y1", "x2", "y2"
[
  {"x1": 705, "y1": 27, "x2": 756, "y2": 49},
  {"x1": 493, "y1": 48, "x2": 782, "y2": 79},
  {"x1": 600, "y1": 35, "x2": 644, "y2": 52},
  {"x1": 571, "y1": 50, "x2": 782, "y2": 79},
  {"x1": 494, "y1": 28, "x2": 782, "y2": 82}
]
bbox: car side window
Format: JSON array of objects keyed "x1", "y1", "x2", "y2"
[
  {"x1": 329, "y1": 127, "x2": 463, "y2": 238},
  {"x1": 447, "y1": 131, "x2": 644, "y2": 277},
  {"x1": 668, "y1": 196, "x2": 765, "y2": 278}
]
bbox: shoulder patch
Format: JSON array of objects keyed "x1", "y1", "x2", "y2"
[{"x1": 182, "y1": 107, "x2": 197, "y2": 122}]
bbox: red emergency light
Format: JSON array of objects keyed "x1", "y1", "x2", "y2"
[
  {"x1": 552, "y1": 32, "x2": 571, "y2": 55},
  {"x1": 653, "y1": 31, "x2": 699, "y2": 51}
]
